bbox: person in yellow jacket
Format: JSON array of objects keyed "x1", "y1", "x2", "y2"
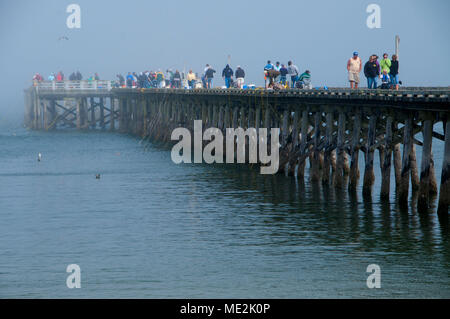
[
  {"x1": 187, "y1": 70, "x2": 196, "y2": 89},
  {"x1": 380, "y1": 53, "x2": 391, "y2": 76}
]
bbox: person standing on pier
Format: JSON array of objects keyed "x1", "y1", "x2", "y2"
[
  {"x1": 390, "y1": 54, "x2": 400, "y2": 90},
  {"x1": 173, "y1": 70, "x2": 182, "y2": 88},
  {"x1": 347, "y1": 52, "x2": 362, "y2": 89},
  {"x1": 264, "y1": 60, "x2": 274, "y2": 88},
  {"x1": 264, "y1": 60, "x2": 274, "y2": 71},
  {"x1": 222, "y1": 64, "x2": 234, "y2": 88},
  {"x1": 116, "y1": 74, "x2": 125, "y2": 87},
  {"x1": 205, "y1": 66, "x2": 216, "y2": 89},
  {"x1": 156, "y1": 70, "x2": 165, "y2": 88},
  {"x1": 56, "y1": 71, "x2": 63, "y2": 81},
  {"x1": 287, "y1": 61, "x2": 299, "y2": 88},
  {"x1": 279, "y1": 64, "x2": 288, "y2": 86},
  {"x1": 187, "y1": 70, "x2": 196, "y2": 89},
  {"x1": 380, "y1": 53, "x2": 391, "y2": 75},
  {"x1": 364, "y1": 55, "x2": 380, "y2": 89},
  {"x1": 126, "y1": 72, "x2": 133, "y2": 88},
  {"x1": 235, "y1": 66, "x2": 245, "y2": 88},
  {"x1": 274, "y1": 62, "x2": 281, "y2": 82}
]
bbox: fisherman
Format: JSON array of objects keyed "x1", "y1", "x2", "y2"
[
  {"x1": 48, "y1": 73, "x2": 55, "y2": 81},
  {"x1": 222, "y1": 64, "x2": 234, "y2": 88},
  {"x1": 75, "y1": 70, "x2": 82, "y2": 81}
]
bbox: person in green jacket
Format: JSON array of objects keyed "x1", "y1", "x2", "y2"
[{"x1": 380, "y1": 53, "x2": 391, "y2": 75}]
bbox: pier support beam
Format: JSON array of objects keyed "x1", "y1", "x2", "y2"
[
  {"x1": 438, "y1": 119, "x2": 450, "y2": 216},
  {"x1": 349, "y1": 111, "x2": 361, "y2": 190},
  {"x1": 363, "y1": 114, "x2": 377, "y2": 195},
  {"x1": 335, "y1": 111, "x2": 346, "y2": 188},
  {"x1": 418, "y1": 119, "x2": 433, "y2": 212},
  {"x1": 110, "y1": 97, "x2": 115, "y2": 131},
  {"x1": 310, "y1": 111, "x2": 321, "y2": 182},
  {"x1": 99, "y1": 97, "x2": 105, "y2": 129},
  {"x1": 297, "y1": 110, "x2": 308, "y2": 178},
  {"x1": 380, "y1": 116, "x2": 393, "y2": 199},
  {"x1": 399, "y1": 117, "x2": 413, "y2": 206}
]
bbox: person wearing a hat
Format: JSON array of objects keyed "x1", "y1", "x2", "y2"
[{"x1": 347, "y1": 51, "x2": 362, "y2": 89}]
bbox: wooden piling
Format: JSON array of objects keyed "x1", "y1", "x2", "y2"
[
  {"x1": 288, "y1": 110, "x2": 300, "y2": 177},
  {"x1": 76, "y1": 98, "x2": 82, "y2": 129},
  {"x1": 410, "y1": 144, "x2": 420, "y2": 192},
  {"x1": 418, "y1": 118, "x2": 433, "y2": 211},
  {"x1": 335, "y1": 111, "x2": 346, "y2": 188},
  {"x1": 349, "y1": 111, "x2": 361, "y2": 190},
  {"x1": 380, "y1": 116, "x2": 393, "y2": 199},
  {"x1": 399, "y1": 117, "x2": 413, "y2": 206},
  {"x1": 110, "y1": 97, "x2": 115, "y2": 131},
  {"x1": 297, "y1": 110, "x2": 308, "y2": 178},
  {"x1": 363, "y1": 114, "x2": 377, "y2": 195},
  {"x1": 437, "y1": 120, "x2": 450, "y2": 215},
  {"x1": 311, "y1": 111, "x2": 321, "y2": 182}
]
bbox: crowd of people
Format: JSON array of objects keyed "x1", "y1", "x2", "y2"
[
  {"x1": 262, "y1": 60, "x2": 311, "y2": 90},
  {"x1": 114, "y1": 65, "x2": 248, "y2": 90},
  {"x1": 32, "y1": 52, "x2": 402, "y2": 91},
  {"x1": 32, "y1": 71, "x2": 102, "y2": 83},
  {"x1": 347, "y1": 51, "x2": 400, "y2": 90}
]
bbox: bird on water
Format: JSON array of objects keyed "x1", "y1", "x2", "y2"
[{"x1": 37, "y1": 153, "x2": 42, "y2": 162}]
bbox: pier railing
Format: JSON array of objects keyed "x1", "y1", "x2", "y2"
[{"x1": 34, "y1": 80, "x2": 113, "y2": 91}]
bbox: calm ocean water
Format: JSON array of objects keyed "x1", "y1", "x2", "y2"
[{"x1": 0, "y1": 119, "x2": 449, "y2": 298}]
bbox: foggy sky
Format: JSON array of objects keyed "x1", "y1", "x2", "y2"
[{"x1": 1, "y1": 0, "x2": 449, "y2": 121}]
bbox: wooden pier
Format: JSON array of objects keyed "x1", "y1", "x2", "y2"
[{"x1": 24, "y1": 81, "x2": 450, "y2": 216}]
